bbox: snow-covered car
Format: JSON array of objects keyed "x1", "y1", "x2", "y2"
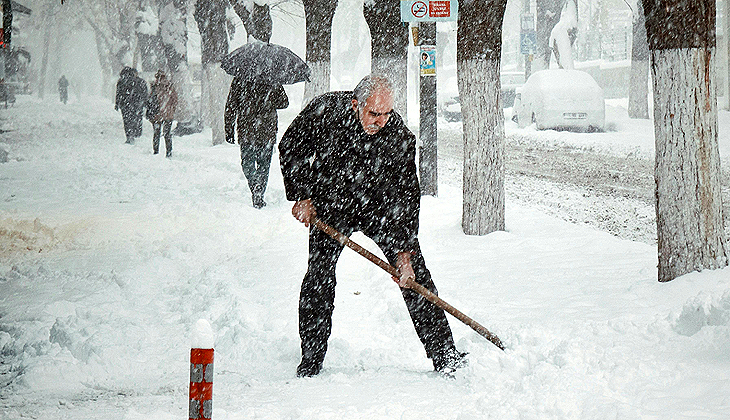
[
  {"x1": 439, "y1": 72, "x2": 525, "y2": 122},
  {"x1": 500, "y1": 71, "x2": 525, "y2": 108},
  {"x1": 443, "y1": 96, "x2": 461, "y2": 122},
  {"x1": 512, "y1": 69, "x2": 605, "y2": 131}
]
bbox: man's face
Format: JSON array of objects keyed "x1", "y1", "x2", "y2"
[{"x1": 352, "y1": 87, "x2": 394, "y2": 135}]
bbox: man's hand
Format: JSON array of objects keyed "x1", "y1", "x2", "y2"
[
  {"x1": 292, "y1": 199, "x2": 316, "y2": 227},
  {"x1": 393, "y1": 252, "x2": 415, "y2": 288}
]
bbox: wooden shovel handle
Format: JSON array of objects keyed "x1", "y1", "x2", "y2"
[{"x1": 312, "y1": 218, "x2": 505, "y2": 351}]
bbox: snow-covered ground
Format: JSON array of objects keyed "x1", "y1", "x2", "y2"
[{"x1": 1, "y1": 93, "x2": 729, "y2": 419}]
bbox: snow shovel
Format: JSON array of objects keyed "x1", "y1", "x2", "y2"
[{"x1": 312, "y1": 217, "x2": 505, "y2": 351}]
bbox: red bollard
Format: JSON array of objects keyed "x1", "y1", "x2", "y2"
[{"x1": 189, "y1": 348, "x2": 214, "y2": 420}]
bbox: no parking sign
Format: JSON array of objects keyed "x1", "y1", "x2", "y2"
[{"x1": 400, "y1": 0, "x2": 458, "y2": 22}]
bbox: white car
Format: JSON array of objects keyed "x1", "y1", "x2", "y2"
[{"x1": 512, "y1": 69, "x2": 605, "y2": 131}]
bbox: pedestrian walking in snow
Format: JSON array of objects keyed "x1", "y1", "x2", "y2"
[
  {"x1": 115, "y1": 67, "x2": 148, "y2": 144},
  {"x1": 58, "y1": 75, "x2": 69, "y2": 104},
  {"x1": 146, "y1": 70, "x2": 178, "y2": 157},
  {"x1": 279, "y1": 74, "x2": 465, "y2": 377},
  {"x1": 225, "y1": 77, "x2": 288, "y2": 208}
]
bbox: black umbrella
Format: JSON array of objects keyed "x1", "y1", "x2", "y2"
[{"x1": 221, "y1": 41, "x2": 310, "y2": 85}]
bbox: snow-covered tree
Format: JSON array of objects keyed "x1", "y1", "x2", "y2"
[
  {"x1": 36, "y1": 1, "x2": 56, "y2": 98},
  {"x1": 363, "y1": 0, "x2": 408, "y2": 117},
  {"x1": 81, "y1": 0, "x2": 139, "y2": 97},
  {"x1": 231, "y1": 0, "x2": 272, "y2": 42},
  {"x1": 457, "y1": 0, "x2": 508, "y2": 235},
  {"x1": 158, "y1": 0, "x2": 195, "y2": 124},
  {"x1": 136, "y1": 4, "x2": 164, "y2": 73},
  {"x1": 643, "y1": 0, "x2": 728, "y2": 282},
  {"x1": 302, "y1": 0, "x2": 337, "y2": 106},
  {"x1": 628, "y1": 0, "x2": 649, "y2": 119},
  {"x1": 548, "y1": 0, "x2": 577, "y2": 69},
  {"x1": 534, "y1": 0, "x2": 564, "y2": 71},
  {"x1": 195, "y1": 0, "x2": 231, "y2": 145}
]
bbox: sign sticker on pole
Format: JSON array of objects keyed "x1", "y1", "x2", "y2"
[{"x1": 419, "y1": 45, "x2": 436, "y2": 76}]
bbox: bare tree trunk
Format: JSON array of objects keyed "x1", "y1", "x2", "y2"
[
  {"x1": 363, "y1": 0, "x2": 409, "y2": 117},
  {"x1": 457, "y1": 0, "x2": 508, "y2": 235},
  {"x1": 204, "y1": 67, "x2": 232, "y2": 142},
  {"x1": 644, "y1": 0, "x2": 728, "y2": 282},
  {"x1": 629, "y1": 0, "x2": 650, "y2": 119},
  {"x1": 117, "y1": 4, "x2": 134, "y2": 66},
  {"x1": 38, "y1": 4, "x2": 53, "y2": 99},
  {"x1": 51, "y1": 27, "x2": 69, "y2": 94},
  {"x1": 195, "y1": 0, "x2": 230, "y2": 145},
  {"x1": 92, "y1": 28, "x2": 113, "y2": 99},
  {"x1": 302, "y1": 0, "x2": 338, "y2": 106},
  {"x1": 159, "y1": 0, "x2": 194, "y2": 123}
]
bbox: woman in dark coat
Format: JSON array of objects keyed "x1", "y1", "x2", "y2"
[
  {"x1": 146, "y1": 70, "x2": 178, "y2": 157},
  {"x1": 115, "y1": 67, "x2": 148, "y2": 144},
  {"x1": 225, "y1": 77, "x2": 288, "y2": 208}
]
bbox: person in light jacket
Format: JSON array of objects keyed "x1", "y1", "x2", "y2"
[{"x1": 146, "y1": 70, "x2": 178, "y2": 157}]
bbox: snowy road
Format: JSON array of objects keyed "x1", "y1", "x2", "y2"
[{"x1": 438, "y1": 117, "x2": 730, "y2": 244}]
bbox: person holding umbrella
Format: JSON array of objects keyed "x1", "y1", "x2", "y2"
[
  {"x1": 279, "y1": 75, "x2": 466, "y2": 377},
  {"x1": 220, "y1": 39, "x2": 308, "y2": 208},
  {"x1": 224, "y1": 78, "x2": 288, "y2": 208}
]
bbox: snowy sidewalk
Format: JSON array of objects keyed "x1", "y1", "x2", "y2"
[{"x1": 1, "y1": 96, "x2": 729, "y2": 419}]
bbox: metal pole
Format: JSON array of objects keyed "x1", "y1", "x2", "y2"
[
  {"x1": 2, "y1": 0, "x2": 12, "y2": 80},
  {"x1": 418, "y1": 21, "x2": 437, "y2": 197},
  {"x1": 523, "y1": 0, "x2": 533, "y2": 80}
]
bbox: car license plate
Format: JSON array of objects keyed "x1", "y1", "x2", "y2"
[{"x1": 563, "y1": 112, "x2": 587, "y2": 119}]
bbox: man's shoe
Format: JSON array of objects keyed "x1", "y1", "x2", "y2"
[
  {"x1": 296, "y1": 359, "x2": 322, "y2": 378},
  {"x1": 252, "y1": 196, "x2": 266, "y2": 209},
  {"x1": 433, "y1": 349, "x2": 468, "y2": 374}
]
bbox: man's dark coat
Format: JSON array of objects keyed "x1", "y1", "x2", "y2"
[
  {"x1": 279, "y1": 91, "x2": 458, "y2": 373},
  {"x1": 225, "y1": 78, "x2": 288, "y2": 147},
  {"x1": 278, "y1": 91, "x2": 420, "y2": 253}
]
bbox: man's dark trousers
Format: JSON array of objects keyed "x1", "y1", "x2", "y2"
[
  {"x1": 298, "y1": 207, "x2": 457, "y2": 369},
  {"x1": 239, "y1": 141, "x2": 274, "y2": 200}
]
